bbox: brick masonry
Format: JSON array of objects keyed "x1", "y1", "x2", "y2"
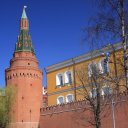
[
  {"x1": 40, "y1": 92, "x2": 128, "y2": 128},
  {"x1": 5, "y1": 52, "x2": 43, "y2": 128}
]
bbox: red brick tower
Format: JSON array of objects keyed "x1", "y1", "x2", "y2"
[{"x1": 5, "y1": 6, "x2": 42, "y2": 128}]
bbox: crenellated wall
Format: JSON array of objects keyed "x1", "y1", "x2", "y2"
[
  {"x1": 41, "y1": 99, "x2": 89, "y2": 116},
  {"x1": 40, "y1": 92, "x2": 128, "y2": 128},
  {"x1": 6, "y1": 72, "x2": 42, "y2": 81}
]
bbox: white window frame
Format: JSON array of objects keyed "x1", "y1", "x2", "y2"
[
  {"x1": 56, "y1": 73, "x2": 64, "y2": 86},
  {"x1": 101, "y1": 86, "x2": 112, "y2": 96},
  {"x1": 99, "y1": 59, "x2": 104, "y2": 74},
  {"x1": 89, "y1": 88, "x2": 97, "y2": 98},
  {"x1": 66, "y1": 94, "x2": 74, "y2": 103},
  {"x1": 64, "y1": 71, "x2": 73, "y2": 84},
  {"x1": 57, "y1": 96, "x2": 65, "y2": 104},
  {"x1": 99, "y1": 59, "x2": 109, "y2": 74},
  {"x1": 88, "y1": 62, "x2": 98, "y2": 77}
]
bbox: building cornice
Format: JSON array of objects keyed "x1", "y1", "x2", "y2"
[{"x1": 46, "y1": 43, "x2": 122, "y2": 73}]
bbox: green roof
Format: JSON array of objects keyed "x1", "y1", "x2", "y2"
[
  {"x1": 21, "y1": 6, "x2": 27, "y2": 19},
  {"x1": 15, "y1": 30, "x2": 34, "y2": 53},
  {"x1": 15, "y1": 6, "x2": 35, "y2": 53}
]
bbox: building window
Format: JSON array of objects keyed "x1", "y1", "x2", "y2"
[
  {"x1": 57, "y1": 96, "x2": 64, "y2": 104},
  {"x1": 99, "y1": 59, "x2": 109, "y2": 74},
  {"x1": 89, "y1": 88, "x2": 97, "y2": 98},
  {"x1": 64, "y1": 71, "x2": 72, "y2": 84},
  {"x1": 66, "y1": 94, "x2": 74, "y2": 103},
  {"x1": 56, "y1": 74, "x2": 64, "y2": 86},
  {"x1": 101, "y1": 86, "x2": 112, "y2": 96},
  {"x1": 88, "y1": 63, "x2": 98, "y2": 77}
]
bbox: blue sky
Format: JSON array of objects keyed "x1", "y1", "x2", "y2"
[{"x1": 0, "y1": 0, "x2": 97, "y2": 87}]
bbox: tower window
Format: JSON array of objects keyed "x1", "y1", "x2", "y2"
[{"x1": 22, "y1": 96, "x2": 24, "y2": 100}]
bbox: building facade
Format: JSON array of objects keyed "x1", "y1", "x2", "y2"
[
  {"x1": 5, "y1": 7, "x2": 42, "y2": 128},
  {"x1": 46, "y1": 43, "x2": 126, "y2": 106}
]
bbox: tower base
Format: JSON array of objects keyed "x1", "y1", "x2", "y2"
[{"x1": 9, "y1": 122, "x2": 39, "y2": 128}]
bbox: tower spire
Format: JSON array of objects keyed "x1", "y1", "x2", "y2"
[
  {"x1": 15, "y1": 6, "x2": 34, "y2": 53},
  {"x1": 20, "y1": 6, "x2": 29, "y2": 30},
  {"x1": 21, "y1": 6, "x2": 27, "y2": 19}
]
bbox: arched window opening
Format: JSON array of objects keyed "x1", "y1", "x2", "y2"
[
  {"x1": 65, "y1": 71, "x2": 72, "y2": 84},
  {"x1": 88, "y1": 63, "x2": 98, "y2": 77},
  {"x1": 89, "y1": 88, "x2": 97, "y2": 98},
  {"x1": 66, "y1": 94, "x2": 74, "y2": 103},
  {"x1": 57, "y1": 96, "x2": 64, "y2": 104},
  {"x1": 101, "y1": 86, "x2": 112, "y2": 96},
  {"x1": 56, "y1": 74, "x2": 63, "y2": 86},
  {"x1": 99, "y1": 59, "x2": 109, "y2": 74}
]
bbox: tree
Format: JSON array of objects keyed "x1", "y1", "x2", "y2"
[
  {"x1": 84, "y1": 0, "x2": 128, "y2": 89},
  {"x1": 77, "y1": 1, "x2": 128, "y2": 127},
  {"x1": 0, "y1": 86, "x2": 16, "y2": 128},
  {"x1": 75, "y1": 55, "x2": 116, "y2": 128}
]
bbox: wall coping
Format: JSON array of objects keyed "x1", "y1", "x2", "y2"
[{"x1": 40, "y1": 91, "x2": 128, "y2": 116}]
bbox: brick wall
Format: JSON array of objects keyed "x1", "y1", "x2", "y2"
[{"x1": 40, "y1": 92, "x2": 128, "y2": 128}]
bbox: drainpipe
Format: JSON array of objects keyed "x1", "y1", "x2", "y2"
[{"x1": 72, "y1": 58, "x2": 77, "y2": 101}]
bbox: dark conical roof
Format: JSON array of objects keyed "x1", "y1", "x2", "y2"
[
  {"x1": 15, "y1": 6, "x2": 35, "y2": 53},
  {"x1": 15, "y1": 30, "x2": 34, "y2": 53}
]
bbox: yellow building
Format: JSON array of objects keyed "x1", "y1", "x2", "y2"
[{"x1": 46, "y1": 43, "x2": 126, "y2": 106}]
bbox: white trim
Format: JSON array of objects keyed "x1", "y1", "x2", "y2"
[
  {"x1": 98, "y1": 59, "x2": 104, "y2": 74},
  {"x1": 89, "y1": 88, "x2": 97, "y2": 98},
  {"x1": 66, "y1": 94, "x2": 74, "y2": 103},
  {"x1": 56, "y1": 73, "x2": 64, "y2": 86},
  {"x1": 64, "y1": 70, "x2": 73, "y2": 84},
  {"x1": 57, "y1": 95, "x2": 65, "y2": 104},
  {"x1": 101, "y1": 86, "x2": 112, "y2": 96},
  {"x1": 88, "y1": 62, "x2": 97, "y2": 77},
  {"x1": 99, "y1": 58, "x2": 109, "y2": 74}
]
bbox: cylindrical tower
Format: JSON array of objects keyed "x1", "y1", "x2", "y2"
[{"x1": 5, "y1": 6, "x2": 42, "y2": 128}]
